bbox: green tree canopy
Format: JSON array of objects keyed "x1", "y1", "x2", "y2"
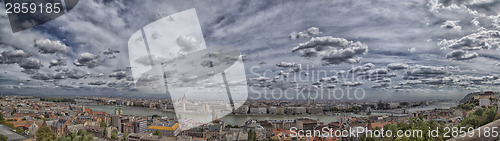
[
  {"x1": 0, "y1": 134, "x2": 7, "y2": 141},
  {"x1": 36, "y1": 126, "x2": 57, "y2": 141},
  {"x1": 153, "y1": 130, "x2": 162, "y2": 136}
]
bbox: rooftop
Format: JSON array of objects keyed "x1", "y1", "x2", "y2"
[
  {"x1": 147, "y1": 122, "x2": 179, "y2": 131},
  {"x1": 0, "y1": 124, "x2": 31, "y2": 141}
]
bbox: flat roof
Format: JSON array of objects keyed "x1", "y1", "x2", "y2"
[{"x1": 0, "y1": 125, "x2": 31, "y2": 141}]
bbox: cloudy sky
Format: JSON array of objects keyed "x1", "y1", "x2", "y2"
[{"x1": 0, "y1": 0, "x2": 499, "y2": 100}]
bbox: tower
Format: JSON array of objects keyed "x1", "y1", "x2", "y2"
[
  {"x1": 114, "y1": 104, "x2": 119, "y2": 115},
  {"x1": 114, "y1": 104, "x2": 122, "y2": 115},
  {"x1": 211, "y1": 110, "x2": 218, "y2": 121},
  {"x1": 182, "y1": 94, "x2": 187, "y2": 112},
  {"x1": 119, "y1": 104, "x2": 123, "y2": 115}
]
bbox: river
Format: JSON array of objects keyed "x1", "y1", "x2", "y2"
[{"x1": 79, "y1": 100, "x2": 457, "y2": 126}]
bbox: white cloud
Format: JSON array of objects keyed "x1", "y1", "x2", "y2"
[
  {"x1": 34, "y1": 39, "x2": 67, "y2": 54},
  {"x1": 439, "y1": 30, "x2": 500, "y2": 51},
  {"x1": 103, "y1": 48, "x2": 120, "y2": 55},
  {"x1": 404, "y1": 65, "x2": 458, "y2": 79},
  {"x1": 176, "y1": 35, "x2": 200, "y2": 52},
  {"x1": 341, "y1": 81, "x2": 364, "y2": 86},
  {"x1": 387, "y1": 63, "x2": 409, "y2": 70},
  {"x1": 49, "y1": 57, "x2": 67, "y2": 68},
  {"x1": 89, "y1": 80, "x2": 107, "y2": 85},
  {"x1": 350, "y1": 63, "x2": 374, "y2": 73},
  {"x1": 109, "y1": 70, "x2": 128, "y2": 80},
  {"x1": 446, "y1": 50, "x2": 478, "y2": 60},
  {"x1": 289, "y1": 27, "x2": 322, "y2": 40},
  {"x1": 0, "y1": 50, "x2": 31, "y2": 64},
  {"x1": 276, "y1": 61, "x2": 302, "y2": 72},
  {"x1": 292, "y1": 36, "x2": 368, "y2": 65},
  {"x1": 372, "y1": 83, "x2": 389, "y2": 88},
  {"x1": 73, "y1": 53, "x2": 100, "y2": 68},
  {"x1": 440, "y1": 20, "x2": 462, "y2": 30},
  {"x1": 19, "y1": 58, "x2": 43, "y2": 70}
]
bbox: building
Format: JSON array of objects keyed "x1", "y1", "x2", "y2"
[
  {"x1": 112, "y1": 115, "x2": 122, "y2": 131},
  {"x1": 115, "y1": 104, "x2": 123, "y2": 115},
  {"x1": 0, "y1": 124, "x2": 31, "y2": 141},
  {"x1": 123, "y1": 122, "x2": 135, "y2": 134},
  {"x1": 51, "y1": 118, "x2": 71, "y2": 137},
  {"x1": 474, "y1": 91, "x2": 495, "y2": 100},
  {"x1": 134, "y1": 119, "x2": 148, "y2": 133},
  {"x1": 202, "y1": 124, "x2": 222, "y2": 140},
  {"x1": 236, "y1": 105, "x2": 249, "y2": 114},
  {"x1": 249, "y1": 107, "x2": 267, "y2": 114},
  {"x1": 498, "y1": 100, "x2": 500, "y2": 113},
  {"x1": 479, "y1": 99, "x2": 491, "y2": 107},
  {"x1": 268, "y1": 107, "x2": 277, "y2": 114},
  {"x1": 295, "y1": 118, "x2": 318, "y2": 130},
  {"x1": 127, "y1": 133, "x2": 206, "y2": 141},
  {"x1": 306, "y1": 107, "x2": 323, "y2": 114},
  {"x1": 147, "y1": 122, "x2": 181, "y2": 136},
  {"x1": 27, "y1": 122, "x2": 39, "y2": 137},
  {"x1": 285, "y1": 107, "x2": 306, "y2": 115}
]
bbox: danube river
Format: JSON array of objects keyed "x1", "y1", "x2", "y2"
[{"x1": 79, "y1": 100, "x2": 457, "y2": 126}]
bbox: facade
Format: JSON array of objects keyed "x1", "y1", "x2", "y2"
[
  {"x1": 236, "y1": 105, "x2": 249, "y2": 114},
  {"x1": 474, "y1": 91, "x2": 495, "y2": 100},
  {"x1": 479, "y1": 99, "x2": 491, "y2": 107},
  {"x1": 286, "y1": 107, "x2": 306, "y2": 115},
  {"x1": 111, "y1": 115, "x2": 121, "y2": 131},
  {"x1": 147, "y1": 122, "x2": 181, "y2": 136},
  {"x1": 249, "y1": 107, "x2": 267, "y2": 114},
  {"x1": 134, "y1": 119, "x2": 148, "y2": 133}
]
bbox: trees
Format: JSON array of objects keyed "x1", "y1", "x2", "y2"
[
  {"x1": 36, "y1": 126, "x2": 57, "y2": 141},
  {"x1": 153, "y1": 130, "x2": 162, "y2": 136},
  {"x1": 57, "y1": 130, "x2": 94, "y2": 141},
  {"x1": 363, "y1": 117, "x2": 449, "y2": 141},
  {"x1": 0, "y1": 112, "x2": 4, "y2": 124},
  {"x1": 99, "y1": 121, "x2": 107, "y2": 128},
  {"x1": 111, "y1": 132, "x2": 118, "y2": 139},
  {"x1": 248, "y1": 130, "x2": 257, "y2": 141},
  {"x1": 459, "y1": 107, "x2": 497, "y2": 128},
  {"x1": 121, "y1": 132, "x2": 128, "y2": 141},
  {"x1": 0, "y1": 134, "x2": 7, "y2": 141},
  {"x1": 14, "y1": 127, "x2": 24, "y2": 134}
]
